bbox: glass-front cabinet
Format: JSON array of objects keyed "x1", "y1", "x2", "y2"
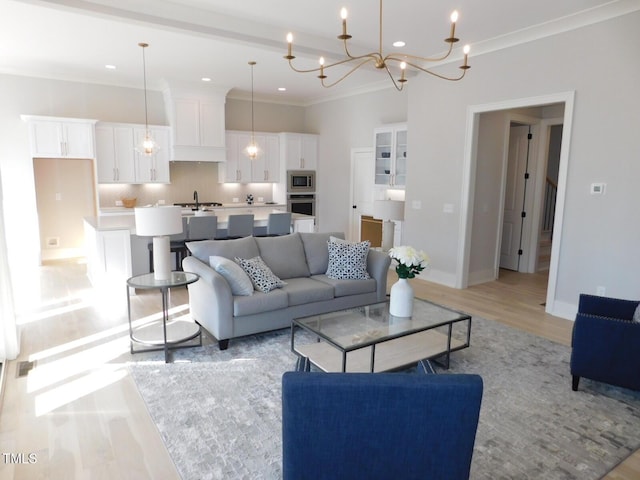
[{"x1": 374, "y1": 124, "x2": 407, "y2": 188}]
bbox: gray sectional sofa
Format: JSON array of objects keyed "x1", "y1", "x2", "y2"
[{"x1": 182, "y1": 232, "x2": 391, "y2": 349}]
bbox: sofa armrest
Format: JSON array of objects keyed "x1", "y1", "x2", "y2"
[
  {"x1": 182, "y1": 255, "x2": 234, "y2": 341},
  {"x1": 578, "y1": 293, "x2": 639, "y2": 320},
  {"x1": 367, "y1": 249, "x2": 392, "y2": 301}
]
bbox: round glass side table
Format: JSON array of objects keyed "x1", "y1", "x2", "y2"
[{"x1": 126, "y1": 271, "x2": 201, "y2": 363}]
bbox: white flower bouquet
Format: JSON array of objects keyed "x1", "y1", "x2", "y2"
[{"x1": 388, "y1": 245, "x2": 429, "y2": 279}]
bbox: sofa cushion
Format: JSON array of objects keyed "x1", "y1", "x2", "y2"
[
  {"x1": 209, "y1": 256, "x2": 253, "y2": 296},
  {"x1": 312, "y1": 274, "x2": 377, "y2": 297},
  {"x1": 326, "y1": 239, "x2": 371, "y2": 280},
  {"x1": 255, "y1": 232, "x2": 310, "y2": 280},
  {"x1": 300, "y1": 232, "x2": 345, "y2": 275},
  {"x1": 187, "y1": 236, "x2": 259, "y2": 264},
  {"x1": 281, "y1": 277, "x2": 335, "y2": 306},
  {"x1": 235, "y1": 256, "x2": 287, "y2": 293},
  {"x1": 233, "y1": 289, "x2": 288, "y2": 317}
]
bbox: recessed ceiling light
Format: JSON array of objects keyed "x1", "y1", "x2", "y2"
[
  {"x1": 201, "y1": 77, "x2": 212, "y2": 82},
  {"x1": 392, "y1": 41, "x2": 405, "y2": 48},
  {"x1": 105, "y1": 64, "x2": 116, "y2": 70},
  {"x1": 278, "y1": 87, "x2": 287, "y2": 92}
]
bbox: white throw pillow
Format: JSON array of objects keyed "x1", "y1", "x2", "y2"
[
  {"x1": 235, "y1": 256, "x2": 287, "y2": 293},
  {"x1": 633, "y1": 303, "x2": 640, "y2": 323},
  {"x1": 326, "y1": 239, "x2": 371, "y2": 280},
  {"x1": 209, "y1": 255, "x2": 254, "y2": 296}
]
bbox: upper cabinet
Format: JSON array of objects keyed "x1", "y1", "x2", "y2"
[
  {"x1": 374, "y1": 124, "x2": 407, "y2": 188},
  {"x1": 280, "y1": 133, "x2": 318, "y2": 170},
  {"x1": 162, "y1": 85, "x2": 230, "y2": 162},
  {"x1": 95, "y1": 122, "x2": 170, "y2": 184},
  {"x1": 22, "y1": 116, "x2": 97, "y2": 159},
  {"x1": 219, "y1": 131, "x2": 280, "y2": 183}
]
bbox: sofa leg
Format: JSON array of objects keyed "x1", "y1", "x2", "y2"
[
  {"x1": 572, "y1": 375, "x2": 580, "y2": 391},
  {"x1": 218, "y1": 339, "x2": 229, "y2": 350}
]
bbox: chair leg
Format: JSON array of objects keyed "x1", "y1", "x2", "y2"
[{"x1": 572, "y1": 375, "x2": 580, "y2": 391}]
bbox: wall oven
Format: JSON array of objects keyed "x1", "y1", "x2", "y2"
[
  {"x1": 287, "y1": 170, "x2": 315, "y2": 193},
  {"x1": 288, "y1": 194, "x2": 315, "y2": 217}
]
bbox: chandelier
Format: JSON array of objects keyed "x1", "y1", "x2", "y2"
[
  {"x1": 136, "y1": 42, "x2": 158, "y2": 156},
  {"x1": 245, "y1": 61, "x2": 259, "y2": 159},
  {"x1": 284, "y1": 0, "x2": 470, "y2": 91}
]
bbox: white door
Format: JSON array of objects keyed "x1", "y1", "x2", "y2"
[
  {"x1": 349, "y1": 148, "x2": 374, "y2": 242},
  {"x1": 500, "y1": 125, "x2": 531, "y2": 271}
]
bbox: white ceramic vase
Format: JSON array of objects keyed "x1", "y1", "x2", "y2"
[{"x1": 389, "y1": 278, "x2": 414, "y2": 317}]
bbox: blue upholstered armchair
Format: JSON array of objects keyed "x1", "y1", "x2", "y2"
[
  {"x1": 282, "y1": 372, "x2": 483, "y2": 480},
  {"x1": 570, "y1": 294, "x2": 640, "y2": 391}
]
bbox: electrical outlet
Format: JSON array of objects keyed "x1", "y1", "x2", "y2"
[
  {"x1": 443, "y1": 203, "x2": 454, "y2": 214},
  {"x1": 233, "y1": 197, "x2": 239, "y2": 203},
  {"x1": 412, "y1": 200, "x2": 422, "y2": 209},
  {"x1": 596, "y1": 286, "x2": 606, "y2": 296},
  {"x1": 115, "y1": 200, "x2": 123, "y2": 206},
  {"x1": 258, "y1": 197, "x2": 264, "y2": 202},
  {"x1": 157, "y1": 199, "x2": 165, "y2": 205}
]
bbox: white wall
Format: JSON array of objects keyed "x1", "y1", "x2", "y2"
[
  {"x1": 305, "y1": 89, "x2": 408, "y2": 233},
  {"x1": 404, "y1": 11, "x2": 640, "y2": 315}
]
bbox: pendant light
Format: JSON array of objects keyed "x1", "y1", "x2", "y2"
[
  {"x1": 245, "y1": 61, "x2": 259, "y2": 159},
  {"x1": 136, "y1": 42, "x2": 158, "y2": 156}
]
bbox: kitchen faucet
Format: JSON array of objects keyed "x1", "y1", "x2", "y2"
[{"x1": 193, "y1": 190, "x2": 199, "y2": 210}]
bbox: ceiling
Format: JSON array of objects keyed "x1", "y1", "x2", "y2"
[{"x1": 0, "y1": 0, "x2": 634, "y2": 105}]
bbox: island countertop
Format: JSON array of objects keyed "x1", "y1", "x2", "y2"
[{"x1": 84, "y1": 210, "x2": 314, "y2": 233}]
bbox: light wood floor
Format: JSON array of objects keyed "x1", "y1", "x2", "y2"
[{"x1": 0, "y1": 261, "x2": 637, "y2": 478}]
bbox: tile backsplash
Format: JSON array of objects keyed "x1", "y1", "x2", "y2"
[{"x1": 98, "y1": 162, "x2": 275, "y2": 209}]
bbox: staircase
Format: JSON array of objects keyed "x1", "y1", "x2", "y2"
[{"x1": 538, "y1": 230, "x2": 552, "y2": 271}]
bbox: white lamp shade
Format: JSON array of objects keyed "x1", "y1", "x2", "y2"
[
  {"x1": 373, "y1": 200, "x2": 405, "y2": 221},
  {"x1": 134, "y1": 206, "x2": 183, "y2": 236}
]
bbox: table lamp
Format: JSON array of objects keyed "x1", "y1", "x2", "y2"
[
  {"x1": 373, "y1": 200, "x2": 405, "y2": 251},
  {"x1": 134, "y1": 206, "x2": 183, "y2": 280}
]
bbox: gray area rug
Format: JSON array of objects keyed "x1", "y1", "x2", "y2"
[{"x1": 128, "y1": 316, "x2": 640, "y2": 480}]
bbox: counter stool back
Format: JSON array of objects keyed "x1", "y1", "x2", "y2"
[
  {"x1": 266, "y1": 212, "x2": 292, "y2": 236},
  {"x1": 226, "y1": 214, "x2": 254, "y2": 239},
  {"x1": 188, "y1": 216, "x2": 218, "y2": 241}
]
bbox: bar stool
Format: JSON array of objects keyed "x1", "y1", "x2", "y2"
[
  {"x1": 148, "y1": 217, "x2": 188, "y2": 272},
  {"x1": 266, "y1": 212, "x2": 292, "y2": 236},
  {"x1": 187, "y1": 215, "x2": 218, "y2": 241},
  {"x1": 226, "y1": 214, "x2": 254, "y2": 239}
]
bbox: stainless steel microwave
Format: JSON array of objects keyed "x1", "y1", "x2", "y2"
[{"x1": 287, "y1": 170, "x2": 315, "y2": 192}]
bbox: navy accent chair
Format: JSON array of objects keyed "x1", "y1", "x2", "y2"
[
  {"x1": 282, "y1": 372, "x2": 483, "y2": 480},
  {"x1": 570, "y1": 294, "x2": 640, "y2": 391}
]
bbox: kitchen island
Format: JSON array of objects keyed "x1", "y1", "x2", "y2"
[{"x1": 83, "y1": 208, "x2": 315, "y2": 288}]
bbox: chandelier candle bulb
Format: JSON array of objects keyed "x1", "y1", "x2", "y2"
[
  {"x1": 285, "y1": 33, "x2": 294, "y2": 59},
  {"x1": 448, "y1": 11, "x2": 459, "y2": 42},
  {"x1": 318, "y1": 57, "x2": 326, "y2": 79},
  {"x1": 462, "y1": 45, "x2": 470, "y2": 69},
  {"x1": 339, "y1": 8, "x2": 351, "y2": 39}
]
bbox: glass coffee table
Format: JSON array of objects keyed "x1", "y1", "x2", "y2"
[{"x1": 291, "y1": 299, "x2": 471, "y2": 373}]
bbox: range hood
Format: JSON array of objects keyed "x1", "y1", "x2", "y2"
[{"x1": 162, "y1": 81, "x2": 231, "y2": 162}]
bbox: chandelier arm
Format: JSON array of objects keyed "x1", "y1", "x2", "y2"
[
  {"x1": 384, "y1": 43, "x2": 455, "y2": 65},
  {"x1": 381, "y1": 63, "x2": 404, "y2": 92},
  {"x1": 288, "y1": 53, "x2": 378, "y2": 74},
  {"x1": 399, "y1": 59, "x2": 468, "y2": 81},
  {"x1": 320, "y1": 58, "x2": 377, "y2": 88}
]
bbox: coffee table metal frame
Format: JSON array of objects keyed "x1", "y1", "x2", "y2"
[
  {"x1": 291, "y1": 299, "x2": 471, "y2": 373},
  {"x1": 127, "y1": 271, "x2": 202, "y2": 363}
]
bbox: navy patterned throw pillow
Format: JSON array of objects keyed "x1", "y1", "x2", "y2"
[
  {"x1": 326, "y1": 240, "x2": 371, "y2": 280},
  {"x1": 235, "y1": 256, "x2": 287, "y2": 293}
]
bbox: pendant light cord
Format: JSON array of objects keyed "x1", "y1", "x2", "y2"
[{"x1": 139, "y1": 43, "x2": 150, "y2": 133}]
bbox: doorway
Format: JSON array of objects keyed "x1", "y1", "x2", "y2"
[
  {"x1": 458, "y1": 92, "x2": 575, "y2": 317},
  {"x1": 348, "y1": 147, "x2": 375, "y2": 242},
  {"x1": 33, "y1": 157, "x2": 97, "y2": 262}
]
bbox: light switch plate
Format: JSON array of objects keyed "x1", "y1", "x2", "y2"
[
  {"x1": 412, "y1": 200, "x2": 422, "y2": 209},
  {"x1": 590, "y1": 183, "x2": 606, "y2": 195}
]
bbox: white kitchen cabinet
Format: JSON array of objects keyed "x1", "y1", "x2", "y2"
[
  {"x1": 96, "y1": 122, "x2": 170, "y2": 184},
  {"x1": 280, "y1": 133, "x2": 318, "y2": 170},
  {"x1": 134, "y1": 126, "x2": 170, "y2": 183},
  {"x1": 84, "y1": 221, "x2": 132, "y2": 289},
  {"x1": 219, "y1": 131, "x2": 280, "y2": 183},
  {"x1": 374, "y1": 124, "x2": 407, "y2": 188},
  {"x1": 96, "y1": 125, "x2": 136, "y2": 183},
  {"x1": 23, "y1": 116, "x2": 96, "y2": 158}
]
